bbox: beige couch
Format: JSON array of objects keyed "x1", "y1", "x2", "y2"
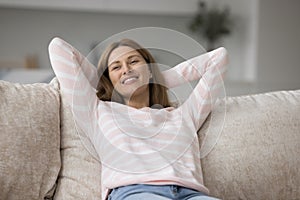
[{"x1": 0, "y1": 78, "x2": 299, "y2": 200}]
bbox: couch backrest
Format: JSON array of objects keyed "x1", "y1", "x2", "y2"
[
  {"x1": 52, "y1": 78, "x2": 102, "y2": 200},
  {"x1": 0, "y1": 80, "x2": 61, "y2": 200},
  {"x1": 198, "y1": 89, "x2": 300, "y2": 199}
]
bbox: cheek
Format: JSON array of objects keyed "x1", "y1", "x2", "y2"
[
  {"x1": 135, "y1": 64, "x2": 148, "y2": 74},
  {"x1": 108, "y1": 72, "x2": 119, "y2": 87},
  {"x1": 140, "y1": 67, "x2": 151, "y2": 80}
]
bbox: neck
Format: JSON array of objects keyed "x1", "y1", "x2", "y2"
[{"x1": 124, "y1": 88, "x2": 150, "y2": 109}]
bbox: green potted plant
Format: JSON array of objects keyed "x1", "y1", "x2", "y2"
[{"x1": 189, "y1": 1, "x2": 233, "y2": 51}]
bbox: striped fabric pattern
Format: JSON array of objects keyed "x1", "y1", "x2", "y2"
[{"x1": 48, "y1": 37, "x2": 228, "y2": 200}]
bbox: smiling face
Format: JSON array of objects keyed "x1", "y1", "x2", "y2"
[
  {"x1": 107, "y1": 46, "x2": 152, "y2": 100},
  {"x1": 96, "y1": 39, "x2": 171, "y2": 108}
]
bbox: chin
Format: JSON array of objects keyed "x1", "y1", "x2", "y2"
[{"x1": 118, "y1": 85, "x2": 149, "y2": 99}]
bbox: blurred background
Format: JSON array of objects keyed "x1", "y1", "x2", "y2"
[{"x1": 0, "y1": 0, "x2": 299, "y2": 96}]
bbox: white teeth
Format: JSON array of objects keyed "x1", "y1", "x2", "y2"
[{"x1": 123, "y1": 77, "x2": 138, "y2": 84}]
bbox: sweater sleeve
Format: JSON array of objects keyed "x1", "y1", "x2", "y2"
[
  {"x1": 179, "y1": 47, "x2": 228, "y2": 131},
  {"x1": 48, "y1": 37, "x2": 99, "y2": 140},
  {"x1": 161, "y1": 51, "x2": 210, "y2": 88}
]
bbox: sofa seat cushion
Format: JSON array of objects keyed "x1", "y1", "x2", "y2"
[
  {"x1": 0, "y1": 80, "x2": 61, "y2": 199},
  {"x1": 199, "y1": 89, "x2": 300, "y2": 199}
]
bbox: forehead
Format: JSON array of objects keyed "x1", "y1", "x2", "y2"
[{"x1": 108, "y1": 46, "x2": 142, "y2": 64}]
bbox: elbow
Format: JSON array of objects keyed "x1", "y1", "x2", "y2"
[
  {"x1": 48, "y1": 37, "x2": 67, "y2": 54},
  {"x1": 216, "y1": 47, "x2": 229, "y2": 66},
  {"x1": 209, "y1": 47, "x2": 229, "y2": 72},
  {"x1": 48, "y1": 37, "x2": 60, "y2": 55}
]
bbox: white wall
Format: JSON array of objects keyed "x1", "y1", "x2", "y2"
[
  {"x1": 0, "y1": 8, "x2": 194, "y2": 69},
  {"x1": 1, "y1": 0, "x2": 299, "y2": 96},
  {"x1": 256, "y1": 0, "x2": 300, "y2": 93},
  {"x1": 0, "y1": 0, "x2": 200, "y2": 15},
  {"x1": 0, "y1": 1, "x2": 257, "y2": 96},
  {"x1": 209, "y1": 0, "x2": 259, "y2": 83}
]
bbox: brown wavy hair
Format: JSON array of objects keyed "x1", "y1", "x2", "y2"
[{"x1": 96, "y1": 39, "x2": 171, "y2": 108}]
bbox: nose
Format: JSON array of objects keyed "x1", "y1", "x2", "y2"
[{"x1": 122, "y1": 63, "x2": 132, "y2": 75}]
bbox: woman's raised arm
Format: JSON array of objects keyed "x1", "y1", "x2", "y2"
[
  {"x1": 161, "y1": 49, "x2": 224, "y2": 88},
  {"x1": 48, "y1": 37, "x2": 99, "y2": 137},
  {"x1": 177, "y1": 47, "x2": 228, "y2": 131}
]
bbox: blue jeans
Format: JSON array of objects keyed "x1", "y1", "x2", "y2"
[{"x1": 108, "y1": 184, "x2": 220, "y2": 200}]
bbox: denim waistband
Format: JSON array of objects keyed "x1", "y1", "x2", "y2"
[{"x1": 108, "y1": 184, "x2": 216, "y2": 200}]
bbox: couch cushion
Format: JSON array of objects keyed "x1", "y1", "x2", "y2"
[
  {"x1": 0, "y1": 80, "x2": 61, "y2": 200},
  {"x1": 53, "y1": 78, "x2": 102, "y2": 199},
  {"x1": 199, "y1": 89, "x2": 300, "y2": 199}
]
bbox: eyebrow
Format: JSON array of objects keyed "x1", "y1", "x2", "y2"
[{"x1": 108, "y1": 54, "x2": 142, "y2": 68}]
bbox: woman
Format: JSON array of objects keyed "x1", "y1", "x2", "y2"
[{"x1": 49, "y1": 37, "x2": 228, "y2": 200}]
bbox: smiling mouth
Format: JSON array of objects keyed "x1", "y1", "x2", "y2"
[{"x1": 121, "y1": 76, "x2": 139, "y2": 85}]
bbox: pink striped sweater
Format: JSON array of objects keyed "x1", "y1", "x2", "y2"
[{"x1": 48, "y1": 37, "x2": 228, "y2": 200}]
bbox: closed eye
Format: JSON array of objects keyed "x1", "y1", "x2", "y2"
[
  {"x1": 111, "y1": 65, "x2": 121, "y2": 71},
  {"x1": 130, "y1": 60, "x2": 139, "y2": 64}
]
